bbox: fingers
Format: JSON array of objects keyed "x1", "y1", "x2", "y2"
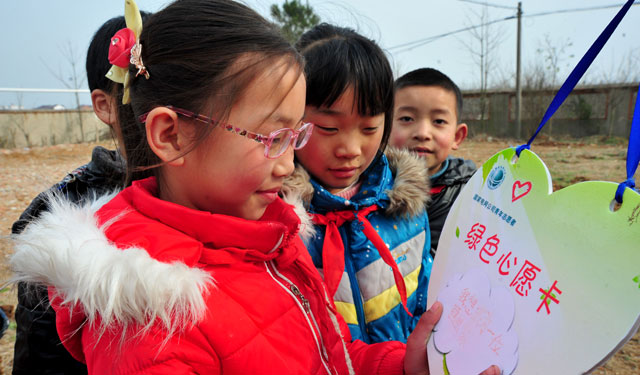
[
  {"x1": 417, "y1": 301, "x2": 443, "y2": 337},
  {"x1": 407, "y1": 301, "x2": 442, "y2": 350},
  {"x1": 404, "y1": 301, "x2": 443, "y2": 375},
  {"x1": 479, "y1": 365, "x2": 501, "y2": 375},
  {"x1": 408, "y1": 302, "x2": 500, "y2": 375}
]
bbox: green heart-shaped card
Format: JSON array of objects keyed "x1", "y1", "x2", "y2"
[{"x1": 426, "y1": 148, "x2": 640, "y2": 374}]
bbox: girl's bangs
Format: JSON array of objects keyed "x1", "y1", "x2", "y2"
[{"x1": 304, "y1": 40, "x2": 393, "y2": 117}]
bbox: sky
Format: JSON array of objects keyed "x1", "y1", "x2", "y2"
[{"x1": 2, "y1": 0, "x2": 639, "y2": 109}]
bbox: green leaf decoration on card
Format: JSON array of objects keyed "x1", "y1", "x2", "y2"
[
  {"x1": 443, "y1": 354, "x2": 450, "y2": 375},
  {"x1": 427, "y1": 148, "x2": 640, "y2": 375}
]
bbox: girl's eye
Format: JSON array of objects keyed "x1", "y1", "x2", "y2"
[
  {"x1": 363, "y1": 127, "x2": 379, "y2": 134},
  {"x1": 270, "y1": 134, "x2": 286, "y2": 146},
  {"x1": 316, "y1": 125, "x2": 337, "y2": 133}
]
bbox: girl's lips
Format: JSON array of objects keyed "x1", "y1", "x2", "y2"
[
  {"x1": 329, "y1": 167, "x2": 357, "y2": 179},
  {"x1": 257, "y1": 189, "x2": 280, "y2": 202}
]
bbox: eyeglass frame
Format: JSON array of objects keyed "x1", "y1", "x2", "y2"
[{"x1": 138, "y1": 105, "x2": 314, "y2": 159}]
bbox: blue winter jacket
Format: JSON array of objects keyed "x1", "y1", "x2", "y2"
[{"x1": 284, "y1": 148, "x2": 433, "y2": 344}]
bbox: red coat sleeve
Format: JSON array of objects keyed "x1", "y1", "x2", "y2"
[
  {"x1": 50, "y1": 285, "x2": 220, "y2": 375},
  {"x1": 347, "y1": 339, "x2": 406, "y2": 375}
]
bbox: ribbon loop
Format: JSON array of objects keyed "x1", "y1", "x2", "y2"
[
  {"x1": 615, "y1": 178, "x2": 637, "y2": 204},
  {"x1": 615, "y1": 79, "x2": 640, "y2": 204},
  {"x1": 515, "y1": 144, "x2": 530, "y2": 158}
]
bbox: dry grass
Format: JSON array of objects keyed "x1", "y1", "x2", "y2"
[{"x1": 0, "y1": 138, "x2": 637, "y2": 374}]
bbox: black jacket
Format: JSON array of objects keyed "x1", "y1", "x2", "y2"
[
  {"x1": 427, "y1": 157, "x2": 476, "y2": 258},
  {"x1": 12, "y1": 146, "x2": 125, "y2": 375}
]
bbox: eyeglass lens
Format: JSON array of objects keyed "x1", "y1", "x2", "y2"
[{"x1": 267, "y1": 124, "x2": 313, "y2": 158}]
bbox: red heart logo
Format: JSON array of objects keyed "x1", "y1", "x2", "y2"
[{"x1": 512, "y1": 180, "x2": 532, "y2": 202}]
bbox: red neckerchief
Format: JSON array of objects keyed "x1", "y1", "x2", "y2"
[{"x1": 312, "y1": 205, "x2": 411, "y2": 316}]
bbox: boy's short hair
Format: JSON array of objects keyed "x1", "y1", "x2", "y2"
[
  {"x1": 85, "y1": 12, "x2": 151, "y2": 93},
  {"x1": 395, "y1": 68, "x2": 463, "y2": 119}
]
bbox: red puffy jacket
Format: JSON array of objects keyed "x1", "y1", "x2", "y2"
[{"x1": 14, "y1": 177, "x2": 406, "y2": 374}]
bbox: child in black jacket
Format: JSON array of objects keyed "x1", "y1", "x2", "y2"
[{"x1": 390, "y1": 68, "x2": 476, "y2": 257}]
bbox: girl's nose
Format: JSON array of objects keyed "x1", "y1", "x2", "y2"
[
  {"x1": 335, "y1": 135, "x2": 361, "y2": 159},
  {"x1": 273, "y1": 145, "x2": 295, "y2": 177}
]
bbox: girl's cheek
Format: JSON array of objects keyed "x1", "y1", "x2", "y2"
[{"x1": 390, "y1": 132, "x2": 404, "y2": 147}]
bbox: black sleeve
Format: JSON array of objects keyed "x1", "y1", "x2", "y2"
[
  {"x1": 427, "y1": 183, "x2": 465, "y2": 258},
  {"x1": 12, "y1": 184, "x2": 89, "y2": 374},
  {"x1": 13, "y1": 283, "x2": 88, "y2": 375}
]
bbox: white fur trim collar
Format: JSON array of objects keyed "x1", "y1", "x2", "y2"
[
  {"x1": 281, "y1": 191, "x2": 316, "y2": 242},
  {"x1": 10, "y1": 191, "x2": 213, "y2": 336}
]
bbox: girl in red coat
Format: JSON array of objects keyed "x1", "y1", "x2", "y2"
[{"x1": 11, "y1": 0, "x2": 499, "y2": 374}]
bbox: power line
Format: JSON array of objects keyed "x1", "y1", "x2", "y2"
[
  {"x1": 525, "y1": 3, "x2": 639, "y2": 18},
  {"x1": 388, "y1": 16, "x2": 514, "y2": 53},
  {"x1": 457, "y1": 0, "x2": 517, "y2": 10},
  {"x1": 388, "y1": 2, "x2": 638, "y2": 54}
]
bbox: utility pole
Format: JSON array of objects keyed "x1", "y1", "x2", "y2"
[{"x1": 515, "y1": 2, "x2": 523, "y2": 139}]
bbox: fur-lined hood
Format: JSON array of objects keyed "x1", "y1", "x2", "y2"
[
  {"x1": 10, "y1": 189, "x2": 314, "y2": 336},
  {"x1": 10, "y1": 192, "x2": 212, "y2": 337},
  {"x1": 283, "y1": 147, "x2": 430, "y2": 218}
]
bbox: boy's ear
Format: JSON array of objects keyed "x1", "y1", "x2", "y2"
[
  {"x1": 451, "y1": 123, "x2": 468, "y2": 150},
  {"x1": 145, "y1": 107, "x2": 186, "y2": 166},
  {"x1": 90, "y1": 89, "x2": 117, "y2": 127}
]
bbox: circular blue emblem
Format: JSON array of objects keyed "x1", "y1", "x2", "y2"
[{"x1": 487, "y1": 166, "x2": 506, "y2": 190}]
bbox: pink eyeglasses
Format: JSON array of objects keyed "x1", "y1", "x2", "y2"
[{"x1": 138, "y1": 105, "x2": 314, "y2": 159}]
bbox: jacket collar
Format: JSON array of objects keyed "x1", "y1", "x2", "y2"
[
  {"x1": 429, "y1": 157, "x2": 476, "y2": 186},
  {"x1": 283, "y1": 147, "x2": 430, "y2": 218},
  {"x1": 128, "y1": 178, "x2": 301, "y2": 258},
  {"x1": 307, "y1": 154, "x2": 393, "y2": 213},
  {"x1": 430, "y1": 158, "x2": 450, "y2": 181}
]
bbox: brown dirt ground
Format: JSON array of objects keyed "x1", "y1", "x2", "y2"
[{"x1": 0, "y1": 137, "x2": 637, "y2": 374}]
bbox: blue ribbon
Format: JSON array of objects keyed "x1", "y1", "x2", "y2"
[
  {"x1": 614, "y1": 82, "x2": 640, "y2": 204},
  {"x1": 516, "y1": 0, "x2": 636, "y2": 156}
]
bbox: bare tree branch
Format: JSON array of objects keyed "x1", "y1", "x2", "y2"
[{"x1": 41, "y1": 41, "x2": 86, "y2": 142}]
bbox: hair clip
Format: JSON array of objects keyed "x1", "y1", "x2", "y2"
[
  {"x1": 105, "y1": 0, "x2": 146, "y2": 104},
  {"x1": 130, "y1": 42, "x2": 149, "y2": 79}
]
